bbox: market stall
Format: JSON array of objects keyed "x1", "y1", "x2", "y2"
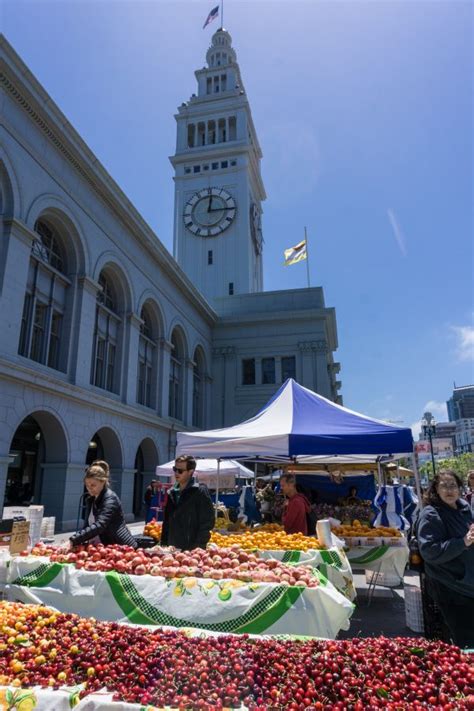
[
  {"x1": 176, "y1": 380, "x2": 415, "y2": 602},
  {"x1": 6, "y1": 552, "x2": 354, "y2": 639}
]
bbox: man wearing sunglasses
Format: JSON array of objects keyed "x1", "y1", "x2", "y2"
[{"x1": 160, "y1": 455, "x2": 215, "y2": 550}]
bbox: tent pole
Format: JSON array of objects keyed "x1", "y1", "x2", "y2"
[
  {"x1": 215, "y1": 458, "x2": 220, "y2": 506},
  {"x1": 411, "y1": 446, "x2": 423, "y2": 507}
]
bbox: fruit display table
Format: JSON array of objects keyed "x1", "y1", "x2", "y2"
[
  {"x1": 345, "y1": 542, "x2": 409, "y2": 582},
  {"x1": 7, "y1": 557, "x2": 354, "y2": 639},
  {"x1": 1, "y1": 601, "x2": 472, "y2": 709},
  {"x1": 257, "y1": 547, "x2": 355, "y2": 601}
]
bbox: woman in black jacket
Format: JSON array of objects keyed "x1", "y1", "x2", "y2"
[
  {"x1": 70, "y1": 460, "x2": 137, "y2": 548},
  {"x1": 417, "y1": 470, "x2": 474, "y2": 648}
]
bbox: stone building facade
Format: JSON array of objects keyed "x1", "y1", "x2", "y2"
[{"x1": 0, "y1": 31, "x2": 341, "y2": 529}]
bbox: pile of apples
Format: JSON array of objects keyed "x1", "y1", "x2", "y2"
[
  {"x1": 0, "y1": 601, "x2": 472, "y2": 709},
  {"x1": 28, "y1": 543, "x2": 320, "y2": 587}
]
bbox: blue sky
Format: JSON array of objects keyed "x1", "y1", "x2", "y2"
[{"x1": 4, "y1": 0, "x2": 473, "y2": 436}]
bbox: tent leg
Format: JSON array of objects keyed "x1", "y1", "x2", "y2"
[
  {"x1": 215, "y1": 459, "x2": 220, "y2": 506},
  {"x1": 377, "y1": 460, "x2": 382, "y2": 486}
]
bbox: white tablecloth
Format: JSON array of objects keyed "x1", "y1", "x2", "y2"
[
  {"x1": 0, "y1": 685, "x2": 146, "y2": 710},
  {"x1": 345, "y1": 543, "x2": 409, "y2": 580},
  {"x1": 7, "y1": 557, "x2": 354, "y2": 639}
]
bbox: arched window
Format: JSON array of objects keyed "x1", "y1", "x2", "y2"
[
  {"x1": 168, "y1": 330, "x2": 184, "y2": 420},
  {"x1": 192, "y1": 348, "x2": 205, "y2": 428},
  {"x1": 91, "y1": 271, "x2": 121, "y2": 393},
  {"x1": 137, "y1": 305, "x2": 157, "y2": 408},
  {"x1": 18, "y1": 218, "x2": 70, "y2": 371}
]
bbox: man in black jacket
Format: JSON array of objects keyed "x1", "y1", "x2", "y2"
[{"x1": 160, "y1": 455, "x2": 215, "y2": 550}]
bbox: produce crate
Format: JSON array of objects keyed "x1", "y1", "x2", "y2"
[{"x1": 404, "y1": 584, "x2": 424, "y2": 633}]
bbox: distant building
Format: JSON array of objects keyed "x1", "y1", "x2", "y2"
[
  {"x1": 447, "y1": 385, "x2": 474, "y2": 421},
  {"x1": 455, "y1": 418, "x2": 474, "y2": 454}
]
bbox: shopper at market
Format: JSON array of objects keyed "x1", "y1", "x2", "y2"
[
  {"x1": 417, "y1": 470, "x2": 474, "y2": 648},
  {"x1": 160, "y1": 455, "x2": 215, "y2": 550},
  {"x1": 280, "y1": 473, "x2": 311, "y2": 535},
  {"x1": 70, "y1": 460, "x2": 137, "y2": 548},
  {"x1": 144, "y1": 479, "x2": 160, "y2": 522}
]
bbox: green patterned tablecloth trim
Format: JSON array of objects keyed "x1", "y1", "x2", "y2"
[
  {"x1": 106, "y1": 571, "x2": 305, "y2": 634},
  {"x1": 281, "y1": 550, "x2": 302, "y2": 564},
  {"x1": 11, "y1": 562, "x2": 64, "y2": 588},
  {"x1": 347, "y1": 545, "x2": 389, "y2": 564},
  {"x1": 319, "y1": 549, "x2": 344, "y2": 569}
]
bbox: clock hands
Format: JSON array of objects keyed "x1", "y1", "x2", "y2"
[{"x1": 207, "y1": 195, "x2": 213, "y2": 212}]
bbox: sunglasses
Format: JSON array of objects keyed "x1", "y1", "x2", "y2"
[{"x1": 173, "y1": 466, "x2": 188, "y2": 474}]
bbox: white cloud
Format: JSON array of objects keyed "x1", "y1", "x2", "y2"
[
  {"x1": 411, "y1": 400, "x2": 448, "y2": 440},
  {"x1": 451, "y1": 322, "x2": 474, "y2": 362},
  {"x1": 387, "y1": 208, "x2": 407, "y2": 257}
]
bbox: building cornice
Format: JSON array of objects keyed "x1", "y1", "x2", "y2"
[
  {"x1": 0, "y1": 37, "x2": 217, "y2": 327},
  {"x1": 0, "y1": 356, "x2": 174, "y2": 431}
]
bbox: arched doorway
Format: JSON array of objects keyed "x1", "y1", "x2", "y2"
[
  {"x1": 133, "y1": 438, "x2": 159, "y2": 518},
  {"x1": 84, "y1": 427, "x2": 124, "y2": 506},
  {"x1": 85, "y1": 434, "x2": 104, "y2": 466},
  {"x1": 6, "y1": 411, "x2": 68, "y2": 515},
  {"x1": 6, "y1": 416, "x2": 42, "y2": 506}
]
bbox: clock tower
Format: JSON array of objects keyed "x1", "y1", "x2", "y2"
[{"x1": 170, "y1": 29, "x2": 266, "y2": 304}]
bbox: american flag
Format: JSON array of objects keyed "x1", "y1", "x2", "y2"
[{"x1": 203, "y1": 5, "x2": 219, "y2": 29}]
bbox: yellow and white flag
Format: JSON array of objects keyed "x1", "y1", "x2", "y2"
[{"x1": 284, "y1": 239, "x2": 307, "y2": 266}]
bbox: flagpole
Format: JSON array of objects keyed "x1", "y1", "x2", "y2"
[
  {"x1": 304, "y1": 226, "x2": 311, "y2": 288},
  {"x1": 221, "y1": 0, "x2": 224, "y2": 28}
]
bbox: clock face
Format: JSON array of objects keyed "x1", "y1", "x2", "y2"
[{"x1": 183, "y1": 188, "x2": 236, "y2": 237}]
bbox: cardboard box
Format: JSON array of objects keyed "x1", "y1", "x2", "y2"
[{"x1": 0, "y1": 519, "x2": 30, "y2": 554}]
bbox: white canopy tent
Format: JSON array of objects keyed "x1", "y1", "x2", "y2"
[{"x1": 155, "y1": 458, "x2": 253, "y2": 493}]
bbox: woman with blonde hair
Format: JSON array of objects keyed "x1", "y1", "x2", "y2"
[{"x1": 70, "y1": 460, "x2": 137, "y2": 548}]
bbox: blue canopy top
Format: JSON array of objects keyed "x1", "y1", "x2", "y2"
[{"x1": 177, "y1": 379, "x2": 414, "y2": 459}]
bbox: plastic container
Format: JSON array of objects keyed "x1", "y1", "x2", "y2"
[{"x1": 316, "y1": 519, "x2": 332, "y2": 548}]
